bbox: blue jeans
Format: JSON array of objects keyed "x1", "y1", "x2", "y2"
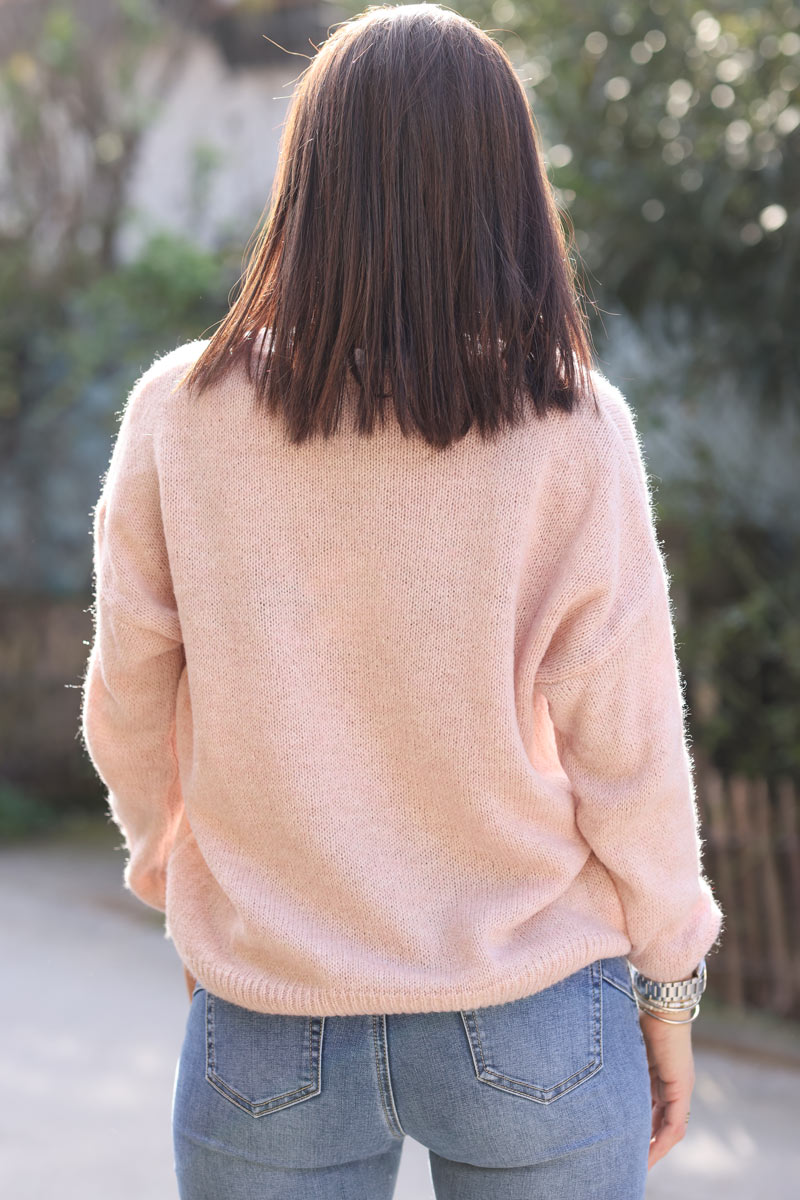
[{"x1": 172, "y1": 955, "x2": 652, "y2": 1198}]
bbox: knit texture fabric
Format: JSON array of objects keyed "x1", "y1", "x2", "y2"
[{"x1": 80, "y1": 337, "x2": 724, "y2": 1015}]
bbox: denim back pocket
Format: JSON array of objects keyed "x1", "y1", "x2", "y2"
[
  {"x1": 203, "y1": 991, "x2": 325, "y2": 1118},
  {"x1": 459, "y1": 960, "x2": 603, "y2": 1104},
  {"x1": 599, "y1": 955, "x2": 637, "y2": 1004}
]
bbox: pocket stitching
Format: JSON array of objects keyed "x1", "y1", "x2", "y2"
[
  {"x1": 602, "y1": 976, "x2": 637, "y2": 1004},
  {"x1": 600, "y1": 967, "x2": 647, "y2": 1050},
  {"x1": 459, "y1": 961, "x2": 604, "y2": 1105},
  {"x1": 600, "y1": 958, "x2": 637, "y2": 1003},
  {"x1": 204, "y1": 993, "x2": 325, "y2": 1118}
]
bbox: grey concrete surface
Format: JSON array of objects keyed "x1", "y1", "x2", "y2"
[{"x1": 1, "y1": 821, "x2": 798, "y2": 1199}]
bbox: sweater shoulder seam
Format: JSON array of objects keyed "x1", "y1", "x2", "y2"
[{"x1": 535, "y1": 569, "x2": 664, "y2": 687}]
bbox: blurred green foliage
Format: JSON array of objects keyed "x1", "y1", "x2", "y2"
[
  {"x1": 0, "y1": 231, "x2": 235, "y2": 425},
  {"x1": 456, "y1": 0, "x2": 799, "y2": 408},
  {"x1": 0, "y1": 780, "x2": 61, "y2": 839},
  {"x1": 662, "y1": 499, "x2": 800, "y2": 779}
]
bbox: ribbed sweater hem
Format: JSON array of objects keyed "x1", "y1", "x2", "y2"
[{"x1": 181, "y1": 930, "x2": 634, "y2": 1016}]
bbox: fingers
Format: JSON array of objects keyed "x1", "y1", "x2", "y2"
[
  {"x1": 648, "y1": 1100, "x2": 691, "y2": 1169},
  {"x1": 647, "y1": 1069, "x2": 695, "y2": 1170}
]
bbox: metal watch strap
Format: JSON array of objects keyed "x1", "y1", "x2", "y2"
[{"x1": 628, "y1": 956, "x2": 707, "y2": 1009}]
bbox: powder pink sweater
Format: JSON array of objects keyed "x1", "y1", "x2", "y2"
[{"x1": 80, "y1": 338, "x2": 724, "y2": 1016}]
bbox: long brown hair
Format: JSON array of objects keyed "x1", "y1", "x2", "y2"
[{"x1": 178, "y1": 2, "x2": 599, "y2": 450}]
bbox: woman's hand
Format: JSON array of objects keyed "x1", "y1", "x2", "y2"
[
  {"x1": 183, "y1": 963, "x2": 197, "y2": 1003},
  {"x1": 640, "y1": 1008, "x2": 696, "y2": 1170}
]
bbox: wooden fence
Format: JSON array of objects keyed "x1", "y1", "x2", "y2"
[{"x1": 693, "y1": 753, "x2": 800, "y2": 1020}]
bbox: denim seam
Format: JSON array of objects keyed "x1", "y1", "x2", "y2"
[
  {"x1": 371, "y1": 1014, "x2": 405, "y2": 1139},
  {"x1": 378, "y1": 1015, "x2": 406, "y2": 1138}
]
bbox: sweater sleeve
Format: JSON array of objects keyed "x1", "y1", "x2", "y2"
[
  {"x1": 535, "y1": 388, "x2": 724, "y2": 982},
  {"x1": 80, "y1": 365, "x2": 185, "y2": 914}
]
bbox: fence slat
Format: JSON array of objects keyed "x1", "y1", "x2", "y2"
[
  {"x1": 752, "y1": 778, "x2": 793, "y2": 1015},
  {"x1": 694, "y1": 765, "x2": 800, "y2": 1020},
  {"x1": 700, "y1": 765, "x2": 744, "y2": 1008},
  {"x1": 729, "y1": 775, "x2": 765, "y2": 1002},
  {"x1": 777, "y1": 777, "x2": 800, "y2": 998}
]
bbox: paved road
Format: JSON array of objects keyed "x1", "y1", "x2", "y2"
[{"x1": 2, "y1": 824, "x2": 798, "y2": 1199}]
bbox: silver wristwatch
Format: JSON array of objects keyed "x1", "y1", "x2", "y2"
[{"x1": 628, "y1": 957, "x2": 707, "y2": 1008}]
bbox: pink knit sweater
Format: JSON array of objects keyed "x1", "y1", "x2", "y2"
[{"x1": 80, "y1": 338, "x2": 724, "y2": 1015}]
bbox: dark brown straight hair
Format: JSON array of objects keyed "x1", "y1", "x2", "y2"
[{"x1": 178, "y1": 2, "x2": 599, "y2": 450}]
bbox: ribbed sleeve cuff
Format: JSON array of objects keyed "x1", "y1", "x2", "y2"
[{"x1": 624, "y1": 878, "x2": 724, "y2": 983}]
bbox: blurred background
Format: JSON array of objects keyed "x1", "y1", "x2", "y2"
[{"x1": 1, "y1": 0, "x2": 798, "y2": 1196}]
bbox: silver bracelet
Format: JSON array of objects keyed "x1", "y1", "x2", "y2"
[{"x1": 636, "y1": 997, "x2": 701, "y2": 1023}]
